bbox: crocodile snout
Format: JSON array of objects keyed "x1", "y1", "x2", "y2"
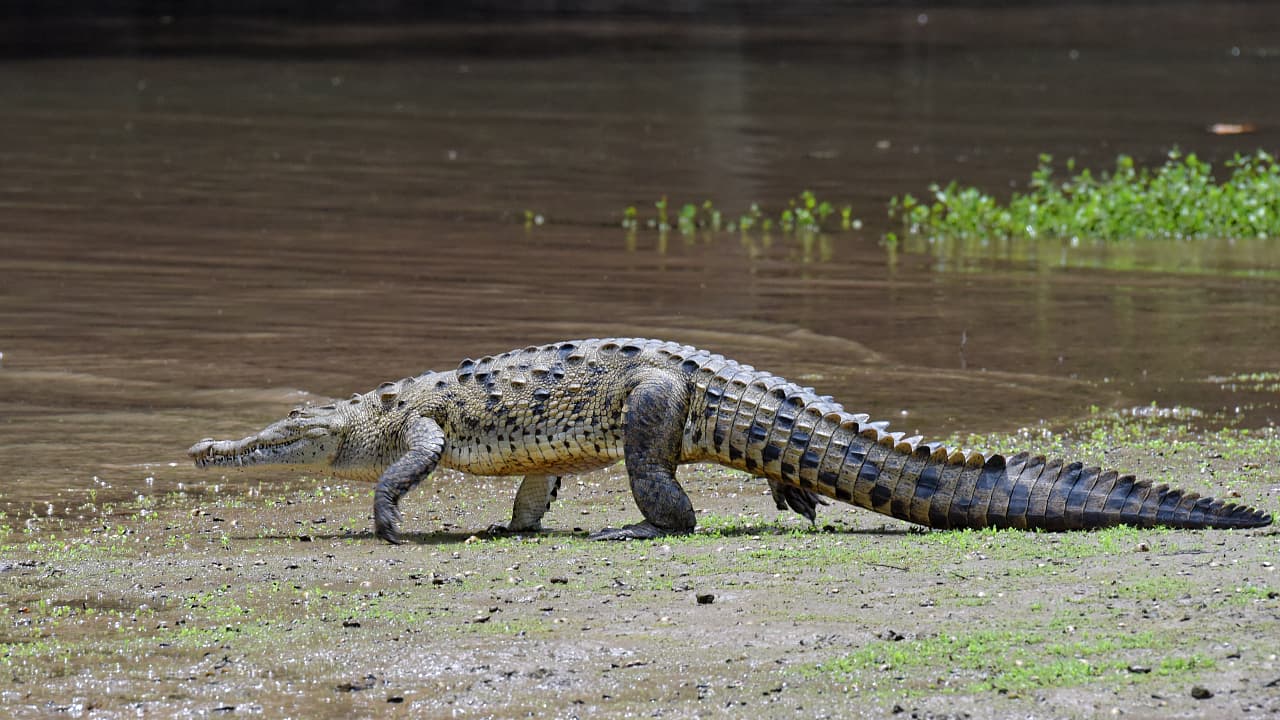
[{"x1": 188, "y1": 438, "x2": 222, "y2": 466}]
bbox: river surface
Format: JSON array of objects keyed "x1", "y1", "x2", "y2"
[{"x1": 2, "y1": 4, "x2": 1279, "y2": 516}]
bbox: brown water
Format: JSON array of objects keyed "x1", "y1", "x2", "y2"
[{"x1": 3, "y1": 5, "x2": 1280, "y2": 516}]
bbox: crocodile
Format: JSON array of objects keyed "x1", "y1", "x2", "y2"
[{"x1": 188, "y1": 338, "x2": 1272, "y2": 543}]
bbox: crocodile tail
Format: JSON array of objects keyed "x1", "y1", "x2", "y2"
[{"x1": 816, "y1": 423, "x2": 1272, "y2": 531}]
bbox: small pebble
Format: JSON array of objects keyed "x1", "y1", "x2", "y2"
[
  {"x1": 1190, "y1": 685, "x2": 1213, "y2": 699},
  {"x1": 696, "y1": 593, "x2": 715, "y2": 605}
]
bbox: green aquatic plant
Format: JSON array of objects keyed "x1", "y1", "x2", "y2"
[
  {"x1": 738, "y1": 202, "x2": 763, "y2": 232},
  {"x1": 702, "y1": 200, "x2": 722, "y2": 231},
  {"x1": 891, "y1": 149, "x2": 1280, "y2": 242},
  {"x1": 621, "y1": 190, "x2": 860, "y2": 237},
  {"x1": 621, "y1": 205, "x2": 639, "y2": 230},
  {"x1": 522, "y1": 209, "x2": 545, "y2": 229},
  {"x1": 677, "y1": 202, "x2": 698, "y2": 234}
]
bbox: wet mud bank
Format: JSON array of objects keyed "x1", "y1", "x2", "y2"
[{"x1": 3, "y1": 421, "x2": 1277, "y2": 718}]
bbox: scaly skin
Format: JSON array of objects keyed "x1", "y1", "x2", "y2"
[{"x1": 189, "y1": 338, "x2": 1272, "y2": 543}]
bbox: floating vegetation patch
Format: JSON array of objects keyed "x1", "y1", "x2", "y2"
[
  {"x1": 889, "y1": 149, "x2": 1280, "y2": 243},
  {"x1": 621, "y1": 190, "x2": 860, "y2": 237},
  {"x1": 1122, "y1": 404, "x2": 1204, "y2": 420},
  {"x1": 1206, "y1": 371, "x2": 1280, "y2": 394}
]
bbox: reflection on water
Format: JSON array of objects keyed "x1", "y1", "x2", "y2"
[
  {"x1": 2, "y1": 6, "x2": 1279, "y2": 517},
  {"x1": 626, "y1": 226, "x2": 1280, "y2": 279},
  {"x1": 904, "y1": 234, "x2": 1280, "y2": 278}
]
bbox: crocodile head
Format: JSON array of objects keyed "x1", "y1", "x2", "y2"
[
  {"x1": 189, "y1": 402, "x2": 369, "y2": 476},
  {"x1": 190, "y1": 375, "x2": 436, "y2": 481}
]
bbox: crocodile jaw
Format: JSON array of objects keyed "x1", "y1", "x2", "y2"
[
  {"x1": 189, "y1": 433, "x2": 332, "y2": 469},
  {"x1": 189, "y1": 410, "x2": 347, "y2": 470}
]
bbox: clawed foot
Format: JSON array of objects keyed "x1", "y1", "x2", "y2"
[
  {"x1": 771, "y1": 480, "x2": 829, "y2": 524},
  {"x1": 374, "y1": 500, "x2": 402, "y2": 545},
  {"x1": 783, "y1": 487, "x2": 829, "y2": 525},
  {"x1": 376, "y1": 525, "x2": 402, "y2": 545},
  {"x1": 588, "y1": 521, "x2": 680, "y2": 541}
]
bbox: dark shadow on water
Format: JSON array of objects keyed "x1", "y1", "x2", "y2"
[
  {"x1": 2, "y1": 3, "x2": 1270, "y2": 60},
  {"x1": 0, "y1": 16, "x2": 918, "y2": 61}
]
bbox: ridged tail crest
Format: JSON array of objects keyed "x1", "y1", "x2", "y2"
[
  {"x1": 733, "y1": 408, "x2": 1273, "y2": 531},
  {"x1": 688, "y1": 357, "x2": 1270, "y2": 532}
]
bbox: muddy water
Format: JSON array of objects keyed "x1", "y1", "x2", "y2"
[{"x1": 2, "y1": 5, "x2": 1280, "y2": 516}]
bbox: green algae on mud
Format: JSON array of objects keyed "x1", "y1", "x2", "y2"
[{"x1": 2, "y1": 421, "x2": 1278, "y2": 718}]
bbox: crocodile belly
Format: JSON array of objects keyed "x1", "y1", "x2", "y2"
[{"x1": 440, "y1": 423, "x2": 626, "y2": 476}]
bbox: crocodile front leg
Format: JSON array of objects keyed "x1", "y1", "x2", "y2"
[
  {"x1": 488, "y1": 474, "x2": 562, "y2": 534},
  {"x1": 590, "y1": 371, "x2": 696, "y2": 540},
  {"x1": 373, "y1": 416, "x2": 445, "y2": 544}
]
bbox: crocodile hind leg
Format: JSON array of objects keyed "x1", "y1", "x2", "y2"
[
  {"x1": 769, "y1": 478, "x2": 828, "y2": 524},
  {"x1": 373, "y1": 416, "x2": 445, "y2": 544},
  {"x1": 488, "y1": 475, "x2": 562, "y2": 534},
  {"x1": 590, "y1": 371, "x2": 696, "y2": 540}
]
